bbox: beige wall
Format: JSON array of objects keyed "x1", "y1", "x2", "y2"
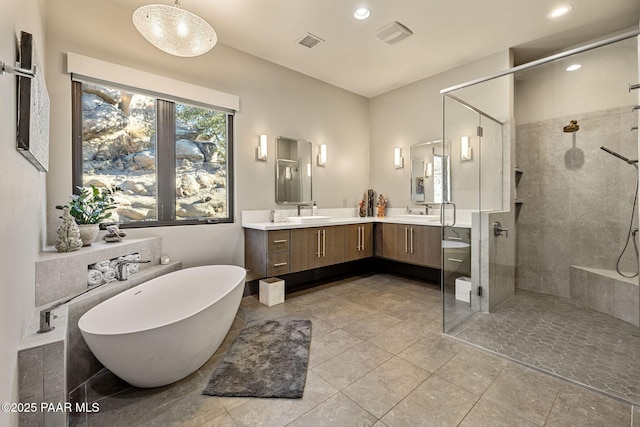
[
  {"x1": 44, "y1": 0, "x2": 370, "y2": 268},
  {"x1": 0, "y1": 1, "x2": 46, "y2": 423},
  {"x1": 369, "y1": 51, "x2": 512, "y2": 210}
]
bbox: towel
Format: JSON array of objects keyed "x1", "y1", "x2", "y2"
[
  {"x1": 87, "y1": 269, "x2": 104, "y2": 287},
  {"x1": 102, "y1": 268, "x2": 117, "y2": 283}
]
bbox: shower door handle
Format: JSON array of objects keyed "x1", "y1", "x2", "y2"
[{"x1": 441, "y1": 202, "x2": 456, "y2": 227}]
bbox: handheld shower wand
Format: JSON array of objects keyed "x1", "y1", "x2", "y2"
[{"x1": 600, "y1": 146, "x2": 639, "y2": 278}]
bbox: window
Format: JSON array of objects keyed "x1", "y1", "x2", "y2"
[{"x1": 72, "y1": 81, "x2": 234, "y2": 227}]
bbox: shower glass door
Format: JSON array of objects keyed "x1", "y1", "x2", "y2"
[{"x1": 441, "y1": 94, "x2": 504, "y2": 334}]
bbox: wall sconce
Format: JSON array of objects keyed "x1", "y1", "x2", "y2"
[
  {"x1": 318, "y1": 144, "x2": 327, "y2": 166},
  {"x1": 257, "y1": 134, "x2": 268, "y2": 161},
  {"x1": 394, "y1": 147, "x2": 404, "y2": 169},
  {"x1": 425, "y1": 162, "x2": 433, "y2": 177},
  {"x1": 461, "y1": 136, "x2": 472, "y2": 161}
]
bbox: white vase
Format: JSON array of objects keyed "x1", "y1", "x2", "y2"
[{"x1": 78, "y1": 224, "x2": 100, "y2": 247}]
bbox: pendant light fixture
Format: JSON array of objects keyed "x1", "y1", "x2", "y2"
[{"x1": 133, "y1": 0, "x2": 217, "y2": 57}]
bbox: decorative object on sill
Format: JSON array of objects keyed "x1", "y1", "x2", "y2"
[
  {"x1": 104, "y1": 224, "x2": 127, "y2": 243},
  {"x1": 57, "y1": 184, "x2": 120, "y2": 246},
  {"x1": 133, "y1": 0, "x2": 218, "y2": 57},
  {"x1": 54, "y1": 206, "x2": 83, "y2": 253},
  {"x1": 366, "y1": 189, "x2": 375, "y2": 217},
  {"x1": 377, "y1": 194, "x2": 388, "y2": 218},
  {"x1": 203, "y1": 319, "x2": 311, "y2": 398},
  {"x1": 358, "y1": 199, "x2": 367, "y2": 217}
]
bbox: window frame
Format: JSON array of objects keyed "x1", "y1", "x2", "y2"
[{"x1": 71, "y1": 80, "x2": 235, "y2": 228}]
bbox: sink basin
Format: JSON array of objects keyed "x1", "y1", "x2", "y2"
[
  {"x1": 286, "y1": 215, "x2": 332, "y2": 224},
  {"x1": 397, "y1": 214, "x2": 441, "y2": 222}
]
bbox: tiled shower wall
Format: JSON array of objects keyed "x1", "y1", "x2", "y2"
[{"x1": 516, "y1": 106, "x2": 639, "y2": 297}]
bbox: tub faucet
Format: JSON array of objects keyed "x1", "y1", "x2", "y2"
[
  {"x1": 37, "y1": 284, "x2": 106, "y2": 333},
  {"x1": 116, "y1": 259, "x2": 151, "y2": 281}
]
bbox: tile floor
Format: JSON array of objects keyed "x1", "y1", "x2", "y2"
[
  {"x1": 76, "y1": 274, "x2": 638, "y2": 426},
  {"x1": 451, "y1": 289, "x2": 640, "y2": 405}
]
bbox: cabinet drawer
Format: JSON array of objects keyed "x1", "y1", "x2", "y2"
[
  {"x1": 444, "y1": 227, "x2": 471, "y2": 243},
  {"x1": 444, "y1": 248, "x2": 471, "y2": 275},
  {"x1": 268, "y1": 230, "x2": 291, "y2": 253},
  {"x1": 267, "y1": 251, "x2": 290, "y2": 276}
]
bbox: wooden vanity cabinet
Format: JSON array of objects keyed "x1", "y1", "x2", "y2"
[
  {"x1": 290, "y1": 226, "x2": 346, "y2": 272},
  {"x1": 345, "y1": 223, "x2": 373, "y2": 261},
  {"x1": 443, "y1": 227, "x2": 471, "y2": 275},
  {"x1": 244, "y1": 229, "x2": 291, "y2": 281},
  {"x1": 382, "y1": 223, "x2": 441, "y2": 268}
]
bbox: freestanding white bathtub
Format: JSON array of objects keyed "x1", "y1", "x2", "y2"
[{"x1": 78, "y1": 265, "x2": 246, "y2": 388}]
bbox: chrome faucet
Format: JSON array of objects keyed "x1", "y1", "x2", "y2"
[
  {"x1": 38, "y1": 284, "x2": 105, "y2": 333},
  {"x1": 116, "y1": 259, "x2": 151, "y2": 281},
  {"x1": 297, "y1": 204, "x2": 309, "y2": 216},
  {"x1": 425, "y1": 204, "x2": 434, "y2": 215}
]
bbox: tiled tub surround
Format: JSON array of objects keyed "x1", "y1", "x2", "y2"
[
  {"x1": 74, "y1": 274, "x2": 636, "y2": 426},
  {"x1": 35, "y1": 237, "x2": 163, "y2": 307},
  {"x1": 19, "y1": 237, "x2": 181, "y2": 427}
]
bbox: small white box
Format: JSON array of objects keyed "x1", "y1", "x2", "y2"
[
  {"x1": 455, "y1": 276, "x2": 472, "y2": 303},
  {"x1": 259, "y1": 277, "x2": 285, "y2": 306}
]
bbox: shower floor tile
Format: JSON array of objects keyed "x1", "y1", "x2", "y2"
[{"x1": 451, "y1": 289, "x2": 640, "y2": 405}]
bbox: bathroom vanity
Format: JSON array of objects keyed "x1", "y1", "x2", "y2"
[{"x1": 243, "y1": 217, "x2": 470, "y2": 283}]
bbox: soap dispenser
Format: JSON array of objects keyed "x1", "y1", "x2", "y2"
[{"x1": 312, "y1": 201, "x2": 318, "y2": 216}]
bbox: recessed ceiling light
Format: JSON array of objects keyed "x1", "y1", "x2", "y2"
[
  {"x1": 566, "y1": 64, "x2": 581, "y2": 71},
  {"x1": 548, "y1": 5, "x2": 572, "y2": 19},
  {"x1": 354, "y1": 7, "x2": 371, "y2": 20}
]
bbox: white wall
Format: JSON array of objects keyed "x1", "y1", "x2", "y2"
[
  {"x1": 45, "y1": 0, "x2": 370, "y2": 268},
  {"x1": 516, "y1": 38, "x2": 638, "y2": 125},
  {"x1": 0, "y1": 1, "x2": 46, "y2": 425},
  {"x1": 369, "y1": 51, "x2": 512, "y2": 210}
]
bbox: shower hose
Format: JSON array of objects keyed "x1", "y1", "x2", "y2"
[{"x1": 616, "y1": 168, "x2": 639, "y2": 278}]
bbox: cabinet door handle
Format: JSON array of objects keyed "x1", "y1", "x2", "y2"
[
  {"x1": 410, "y1": 227, "x2": 414, "y2": 254},
  {"x1": 405, "y1": 227, "x2": 409, "y2": 253},
  {"x1": 361, "y1": 226, "x2": 365, "y2": 251},
  {"x1": 273, "y1": 239, "x2": 288, "y2": 244},
  {"x1": 317, "y1": 230, "x2": 321, "y2": 258},
  {"x1": 447, "y1": 258, "x2": 464, "y2": 263},
  {"x1": 357, "y1": 226, "x2": 361, "y2": 250},
  {"x1": 322, "y1": 229, "x2": 326, "y2": 257},
  {"x1": 273, "y1": 262, "x2": 288, "y2": 267}
]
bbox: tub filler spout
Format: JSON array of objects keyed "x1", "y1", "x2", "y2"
[{"x1": 116, "y1": 259, "x2": 151, "y2": 281}]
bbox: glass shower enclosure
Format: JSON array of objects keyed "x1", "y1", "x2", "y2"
[{"x1": 441, "y1": 32, "x2": 640, "y2": 405}]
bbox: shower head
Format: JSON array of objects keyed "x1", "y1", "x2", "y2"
[
  {"x1": 600, "y1": 146, "x2": 638, "y2": 164},
  {"x1": 563, "y1": 120, "x2": 579, "y2": 132}
]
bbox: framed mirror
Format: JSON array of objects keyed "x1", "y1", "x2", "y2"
[
  {"x1": 275, "y1": 136, "x2": 313, "y2": 204},
  {"x1": 410, "y1": 139, "x2": 450, "y2": 203}
]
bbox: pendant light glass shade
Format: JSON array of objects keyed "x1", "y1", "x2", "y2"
[{"x1": 133, "y1": 1, "x2": 217, "y2": 57}]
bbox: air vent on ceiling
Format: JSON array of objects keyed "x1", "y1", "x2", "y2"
[
  {"x1": 374, "y1": 21, "x2": 413, "y2": 45},
  {"x1": 297, "y1": 33, "x2": 324, "y2": 48}
]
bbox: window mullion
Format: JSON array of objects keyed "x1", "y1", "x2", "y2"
[{"x1": 157, "y1": 100, "x2": 176, "y2": 223}]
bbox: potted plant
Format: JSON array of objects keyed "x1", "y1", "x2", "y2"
[{"x1": 57, "y1": 185, "x2": 121, "y2": 246}]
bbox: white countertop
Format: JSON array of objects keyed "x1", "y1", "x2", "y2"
[{"x1": 242, "y1": 216, "x2": 471, "y2": 231}]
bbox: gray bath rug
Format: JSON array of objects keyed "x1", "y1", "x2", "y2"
[{"x1": 202, "y1": 319, "x2": 312, "y2": 398}]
